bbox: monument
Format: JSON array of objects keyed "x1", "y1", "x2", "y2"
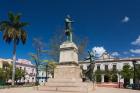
[
  {"x1": 43, "y1": 15, "x2": 93, "y2": 93},
  {"x1": 55, "y1": 15, "x2": 80, "y2": 81},
  {"x1": 59, "y1": 15, "x2": 78, "y2": 64}
]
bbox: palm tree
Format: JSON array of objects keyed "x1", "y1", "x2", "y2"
[{"x1": 0, "y1": 12, "x2": 28, "y2": 85}]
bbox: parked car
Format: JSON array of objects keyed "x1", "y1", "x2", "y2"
[
  {"x1": 132, "y1": 84, "x2": 140, "y2": 90},
  {"x1": 126, "y1": 84, "x2": 133, "y2": 89}
]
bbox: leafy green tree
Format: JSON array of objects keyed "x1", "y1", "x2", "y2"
[
  {"x1": 135, "y1": 64, "x2": 140, "y2": 82},
  {"x1": 3, "y1": 64, "x2": 13, "y2": 82},
  {"x1": 95, "y1": 70, "x2": 103, "y2": 82},
  {"x1": 0, "y1": 68, "x2": 5, "y2": 85},
  {"x1": 108, "y1": 69, "x2": 118, "y2": 82},
  {"x1": 121, "y1": 64, "x2": 133, "y2": 88},
  {"x1": 15, "y1": 68, "x2": 25, "y2": 84},
  {"x1": 2, "y1": 62, "x2": 11, "y2": 81},
  {"x1": 0, "y1": 62, "x2": 25, "y2": 85},
  {"x1": 96, "y1": 75, "x2": 101, "y2": 82},
  {"x1": 0, "y1": 63, "x2": 12, "y2": 85},
  {"x1": 95, "y1": 70, "x2": 105, "y2": 82},
  {"x1": 95, "y1": 70, "x2": 105, "y2": 75},
  {"x1": 95, "y1": 69, "x2": 118, "y2": 82},
  {"x1": 0, "y1": 12, "x2": 28, "y2": 85}
]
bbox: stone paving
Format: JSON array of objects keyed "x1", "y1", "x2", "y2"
[
  {"x1": 93, "y1": 87, "x2": 140, "y2": 93},
  {"x1": 0, "y1": 87, "x2": 139, "y2": 93}
]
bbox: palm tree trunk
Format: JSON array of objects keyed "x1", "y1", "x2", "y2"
[{"x1": 12, "y1": 40, "x2": 16, "y2": 86}]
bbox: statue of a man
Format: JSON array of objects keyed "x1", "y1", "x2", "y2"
[
  {"x1": 65, "y1": 15, "x2": 73, "y2": 42},
  {"x1": 83, "y1": 51, "x2": 96, "y2": 82}
]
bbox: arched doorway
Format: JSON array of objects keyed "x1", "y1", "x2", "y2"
[
  {"x1": 104, "y1": 74, "x2": 110, "y2": 82},
  {"x1": 124, "y1": 78, "x2": 130, "y2": 88}
]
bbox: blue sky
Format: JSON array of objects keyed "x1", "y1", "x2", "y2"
[{"x1": 0, "y1": 0, "x2": 140, "y2": 60}]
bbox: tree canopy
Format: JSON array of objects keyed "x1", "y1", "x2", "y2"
[
  {"x1": 0, "y1": 12, "x2": 28, "y2": 44},
  {"x1": 121, "y1": 64, "x2": 133, "y2": 80}
]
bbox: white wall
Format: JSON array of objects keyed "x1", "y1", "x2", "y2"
[{"x1": 82, "y1": 61, "x2": 134, "y2": 72}]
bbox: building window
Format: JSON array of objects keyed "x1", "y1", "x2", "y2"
[
  {"x1": 97, "y1": 65, "x2": 100, "y2": 71},
  {"x1": 105, "y1": 65, "x2": 108, "y2": 71},
  {"x1": 20, "y1": 67, "x2": 22, "y2": 70},
  {"x1": 32, "y1": 68, "x2": 34, "y2": 72},
  {"x1": 24, "y1": 67, "x2": 26, "y2": 71},
  {"x1": 24, "y1": 77, "x2": 25, "y2": 80},
  {"x1": 113, "y1": 65, "x2": 116, "y2": 70}
]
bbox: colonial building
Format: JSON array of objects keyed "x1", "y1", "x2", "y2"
[
  {"x1": 16, "y1": 59, "x2": 36, "y2": 83},
  {"x1": 80, "y1": 52, "x2": 140, "y2": 87},
  {"x1": 37, "y1": 66, "x2": 47, "y2": 85},
  {"x1": 0, "y1": 58, "x2": 36, "y2": 83}
]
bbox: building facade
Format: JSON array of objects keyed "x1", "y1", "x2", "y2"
[
  {"x1": 0, "y1": 58, "x2": 36, "y2": 83},
  {"x1": 80, "y1": 52, "x2": 140, "y2": 87},
  {"x1": 37, "y1": 66, "x2": 47, "y2": 85},
  {"x1": 16, "y1": 59, "x2": 36, "y2": 83}
]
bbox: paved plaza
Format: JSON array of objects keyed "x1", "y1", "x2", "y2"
[{"x1": 0, "y1": 87, "x2": 139, "y2": 93}]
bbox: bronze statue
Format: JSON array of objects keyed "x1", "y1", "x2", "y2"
[
  {"x1": 83, "y1": 51, "x2": 96, "y2": 82},
  {"x1": 65, "y1": 15, "x2": 73, "y2": 42}
]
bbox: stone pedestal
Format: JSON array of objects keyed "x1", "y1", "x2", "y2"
[
  {"x1": 55, "y1": 41, "x2": 81, "y2": 81},
  {"x1": 59, "y1": 42, "x2": 78, "y2": 64},
  {"x1": 42, "y1": 42, "x2": 93, "y2": 93},
  {"x1": 54, "y1": 65, "x2": 81, "y2": 80}
]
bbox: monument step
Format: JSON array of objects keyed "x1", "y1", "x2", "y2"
[
  {"x1": 48, "y1": 79, "x2": 82, "y2": 83},
  {"x1": 46, "y1": 82, "x2": 87, "y2": 87},
  {"x1": 39, "y1": 86, "x2": 87, "y2": 92},
  {"x1": 41, "y1": 91, "x2": 85, "y2": 93}
]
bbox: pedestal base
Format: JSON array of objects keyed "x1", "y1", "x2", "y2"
[
  {"x1": 54, "y1": 65, "x2": 81, "y2": 80},
  {"x1": 41, "y1": 64, "x2": 93, "y2": 93}
]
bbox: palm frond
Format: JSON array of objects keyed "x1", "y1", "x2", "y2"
[
  {"x1": 14, "y1": 13, "x2": 22, "y2": 23},
  {"x1": 3, "y1": 28, "x2": 12, "y2": 44},
  {"x1": 8, "y1": 27, "x2": 15, "y2": 39},
  {"x1": 20, "y1": 30, "x2": 27, "y2": 44},
  {"x1": 0, "y1": 21, "x2": 10, "y2": 31},
  {"x1": 8, "y1": 12, "x2": 15, "y2": 23},
  {"x1": 19, "y1": 22, "x2": 28, "y2": 28}
]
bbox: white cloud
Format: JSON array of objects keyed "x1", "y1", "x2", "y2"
[
  {"x1": 111, "y1": 52, "x2": 120, "y2": 57},
  {"x1": 131, "y1": 54, "x2": 135, "y2": 57},
  {"x1": 122, "y1": 16, "x2": 130, "y2": 23},
  {"x1": 92, "y1": 46, "x2": 106, "y2": 57},
  {"x1": 123, "y1": 51, "x2": 129, "y2": 55},
  {"x1": 130, "y1": 49, "x2": 140, "y2": 54},
  {"x1": 131, "y1": 35, "x2": 140, "y2": 46}
]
